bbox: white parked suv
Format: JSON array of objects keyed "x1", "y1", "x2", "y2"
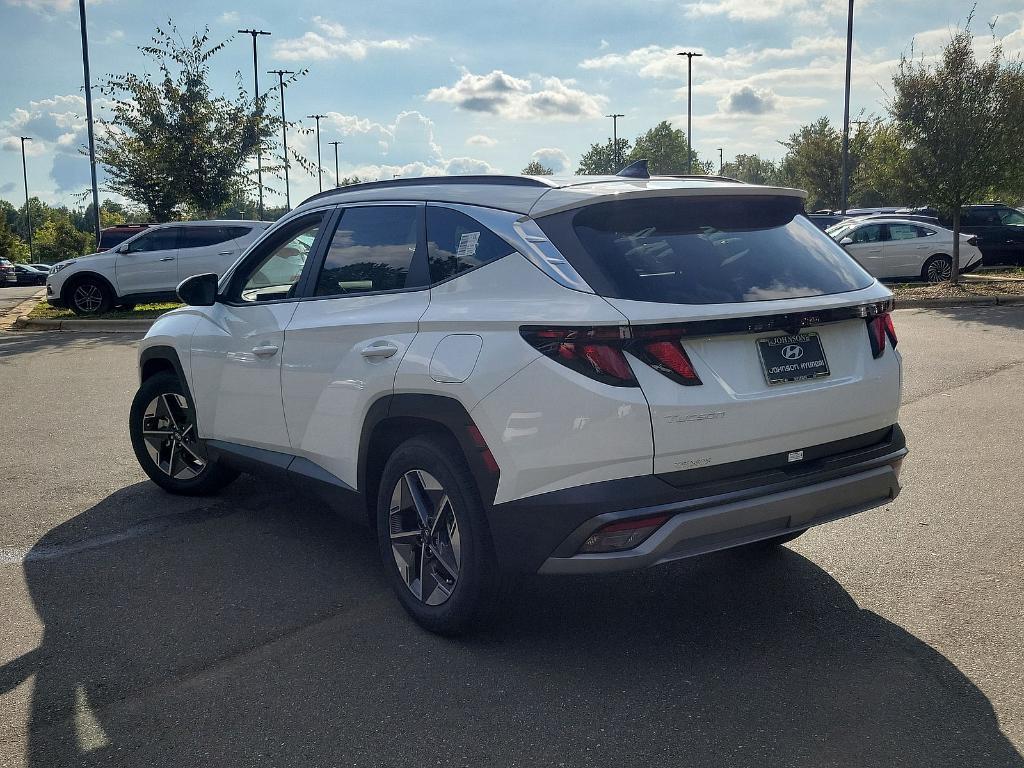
[
  {"x1": 46, "y1": 220, "x2": 270, "y2": 314},
  {"x1": 131, "y1": 169, "x2": 907, "y2": 633}
]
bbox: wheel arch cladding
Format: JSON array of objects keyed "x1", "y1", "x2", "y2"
[
  {"x1": 138, "y1": 346, "x2": 202, "y2": 434},
  {"x1": 358, "y1": 394, "x2": 500, "y2": 529},
  {"x1": 61, "y1": 270, "x2": 116, "y2": 303}
]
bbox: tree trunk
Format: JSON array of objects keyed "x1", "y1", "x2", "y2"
[{"x1": 950, "y1": 207, "x2": 961, "y2": 285}]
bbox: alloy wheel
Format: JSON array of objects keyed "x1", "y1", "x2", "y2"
[
  {"x1": 926, "y1": 258, "x2": 952, "y2": 282},
  {"x1": 73, "y1": 283, "x2": 104, "y2": 313},
  {"x1": 140, "y1": 393, "x2": 207, "y2": 480},
  {"x1": 388, "y1": 470, "x2": 462, "y2": 606}
]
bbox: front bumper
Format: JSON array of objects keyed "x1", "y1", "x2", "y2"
[{"x1": 486, "y1": 425, "x2": 906, "y2": 575}]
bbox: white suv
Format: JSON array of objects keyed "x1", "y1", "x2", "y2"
[
  {"x1": 46, "y1": 220, "x2": 270, "y2": 315},
  {"x1": 131, "y1": 170, "x2": 906, "y2": 634}
]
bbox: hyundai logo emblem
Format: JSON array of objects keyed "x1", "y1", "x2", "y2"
[{"x1": 781, "y1": 344, "x2": 804, "y2": 360}]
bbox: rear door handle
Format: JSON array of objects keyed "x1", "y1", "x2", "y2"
[
  {"x1": 218, "y1": 250, "x2": 233, "y2": 255},
  {"x1": 159, "y1": 257, "x2": 175, "y2": 262},
  {"x1": 361, "y1": 342, "x2": 399, "y2": 359},
  {"x1": 251, "y1": 344, "x2": 279, "y2": 357}
]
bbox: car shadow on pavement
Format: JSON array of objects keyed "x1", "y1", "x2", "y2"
[
  {"x1": 2, "y1": 480, "x2": 1021, "y2": 767},
  {"x1": 0, "y1": 330, "x2": 143, "y2": 362}
]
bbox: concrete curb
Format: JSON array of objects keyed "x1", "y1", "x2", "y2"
[
  {"x1": 12, "y1": 316, "x2": 154, "y2": 333},
  {"x1": 895, "y1": 294, "x2": 1024, "y2": 309}
]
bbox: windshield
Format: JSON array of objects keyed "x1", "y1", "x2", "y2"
[
  {"x1": 1000, "y1": 209, "x2": 1024, "y2": 226},
  {"x1": 539, "y1": 195, "x2": 873, "y2": 304}
]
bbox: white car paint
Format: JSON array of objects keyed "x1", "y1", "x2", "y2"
[{"x1": 827, "y1": 218, "x2": 982, "y2": 279}]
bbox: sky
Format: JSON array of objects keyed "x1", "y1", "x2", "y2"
[{"x1": 0, "y1": 0, "x2": 1021, "y2": 211}]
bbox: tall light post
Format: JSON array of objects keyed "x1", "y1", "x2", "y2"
[
  {"x1": 839, "y1": 0, "x2": 855, "y2": 214},
  {"x1": 718, "y1": 147, "x2": 723, "y2": 175},
  {"x1": 78, "y1": 0, "x2": 100, "y2": 246},
  {"x1": 605, "y1": 113, "x2": 624, "y2": 170},
  {"x1": 268, "y1": 68, "x2": 296, "y2": 210},
  {"x1": 307, "y1": 114, "x2": 326, "y2": 192},
  {"x1": 676, "y1": 51, "x2": 703, "y2": 174},
  {"x1": 328, "y1": 140, "x2": 342, "y2": 187},
  {"x1": 19, "y1": 137, "x2": 34, "y2": 260},
  {"x1": 238, "y1": 28, "x2": 271, "y2": 218}
]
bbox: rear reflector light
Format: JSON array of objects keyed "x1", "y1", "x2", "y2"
[
  {"x1": 580, "y1": 514, "x2": 670, "y2": 553},
  {"x1": 466, "y1": 424, "x2": 500, "y2": 475},
  {"x1": 866, "y1": 312, "x2": 897, "y2": 359},
  {"x1": 520, "y1": 324, "x2": 703, "y2": 387},
  {"x1": 520, "y1": 326, "x2": 637, "y2": 387}
]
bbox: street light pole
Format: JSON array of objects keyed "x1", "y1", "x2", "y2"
[
  {"x1": 605, "y1": 113, "x2": 624, "y2": 170},
  {"x1": 839, "y1": 0, "x2": 854, "y2": 214},
  {"x1": 307, "y1": 114, "x2": 326, "y2": 192},
  {"x1": 268, "y1": 69, "x2": 295, "y2": 210},
  {"x1": 238, "y1": 28, "x2": 271, "y2": 219},
  {"x1": 676, "y1": 51, "x2": 703, "y2": 174},
  {"x1": 718, "y1": 147, "x2": 723, "y2": 175},
  {"x1": 19, "y1": 137, "x2": 34, "y2": 260},
  {"x1": 328, "y1": 141, "x2": 342, "y2": 187},
  {"x1": 78, "y1": 0, "x2": 100, "y2": 246}
]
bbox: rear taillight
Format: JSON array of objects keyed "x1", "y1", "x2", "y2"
[
  {"x1": 520, "y1": 326, "x2": 636, "y2": 386},
  {"x1": 631, "y1": 326, "x2": 703, "y2": 386},
  {"x1": 867, "y1": 312, "x2": 897, "y2": 358},
  {"x1": 580, "y1": 514, "x2": 670, "y2": 553}
]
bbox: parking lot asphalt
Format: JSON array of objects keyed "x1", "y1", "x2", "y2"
[
  {"x1": 1, "y1": 305, "x2": 1023, "y2": 768},
  {"x1": 0, "y1": 287, "x2": 42, "y2": 319}
]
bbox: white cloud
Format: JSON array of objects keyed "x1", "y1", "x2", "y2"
[
  {"x1": 273, "y1": 16, "x2": 424, "y2": 61},
  {"x1": 718, "y1": 85, "x2": 778, "y2": 114},
  {"x1": 1, "y1": 94, "x2": 87, "y2": 150},
  {"x1": 427, "y1": 69, "x2": 606, "y2": 120},
  {"x1": 683, "y1": 0, "x2": 848, "y2": 23},
  {"x1": 4, "y1": 0, "x2": 75, "y2": 12},
  {"x1": 219, "y1": 11, "x2": 240, "y2": 24},
  {"x1": 1, "y1": 136, "x2": 47, "y2": 156},
  {"x1": 466, "y1": 134, "x2": 497, "y2": 147},
  {"x1": 529, "y1": 147, "x2": 571, "y2": 173}
]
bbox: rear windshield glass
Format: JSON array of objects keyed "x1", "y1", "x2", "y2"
[{"x1": 539, "y1": 196, "x2": 873, "y2": 304}]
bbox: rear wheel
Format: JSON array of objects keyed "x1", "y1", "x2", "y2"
[
  {"x1": 129, "y1": 372, "x2": 238, "y2": 495},
  {"x1": 376, "y1": 435, "x2": 502, "y2": 635},
  {"x1": 922, "y1": 255, "x2": 952, "y2": 283},
  {"x1": 67, "y1": 276, "x2": 113, "y2": 315}
]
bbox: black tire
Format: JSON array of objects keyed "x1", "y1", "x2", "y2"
[
  {"x1": 129, "y1": 372, "x2": 238, "y2": 496},
  {"x1": 921, "y1": 255, "x2": 952, "y2": 283},
  {"x1": 740, "y1": 529, "x2": 807, "y2": 552},
  {"x1": 376, "y1": 435, "x2": 502, "y2": 635},
  {"x1": 117, "y1": 303, "x2": 136, "y2": 311},
  {"x1": 67, "y1": 276, "x2": 114, "y2": 315}
]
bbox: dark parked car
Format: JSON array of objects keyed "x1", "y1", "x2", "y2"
[
  {"x1": 908, "y1": 204, "x2": 1024, "y2": 265},
  {"x1": 98, "y1": 224, "x2": 152, "y2": 252},
  {"x1": 807, "y1": 213, "x2": 851, "y2": 230},
  {"x1": 13, "y1": 264, "x2": 48, "y2": 286}
]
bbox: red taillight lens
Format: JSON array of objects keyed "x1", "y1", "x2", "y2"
[
  {"x1": 580, "y1": 514, "x2": 670, "y2": 553},
  {"x1": 520, "y1": 326, "x2": 637, "y2": 386},
  {"x1": 867, "y1": 312, "x2": 897, "y2": 358},
  {"x1": 634, "y1": 338, "x2": 702, "y2": 385}
]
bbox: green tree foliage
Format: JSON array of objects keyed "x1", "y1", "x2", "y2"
[
  {"x1": 778, "y1": 117, "x2": 846, "y2": 211},
  {"x1": 521, "y1": 160, "x2": 554, "y2": 175},
  {"x1": 0, "y1": 215, "x2": 31, "y2": 262},
  {"x1": 720, "y1": 154, "x2": 782, "y2": 185},
  {"x1": 97, "y1": 23, "x2": 307, "y2": 220},
  {"x1": 34, "y1": 217, "x2": 93, "y2": 263},
  {"x1": 625, "y1": 121, "x2": 699, "y2": 175},
  {"x1": 890, "y1": 20, "x2": 1024, "y2": 281},
  {"x1": 576, "y1": 138, "x2": 632, "y2": 174}
]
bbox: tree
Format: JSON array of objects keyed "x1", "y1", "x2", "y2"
[
  {"x1": 34, "y1": 216, "x2": 92, "y2": 263},
  {"x1": 721, "y1": 154, "x2": 781, "y2": 185},
  {"x1": 521, "y1": 160, "x2": 554, "y2": 175},
  {"x1": 778, "y1": 117, "x2": 846, "y2": 211},
  {"x1": 576, "y1": 138, "x2": 631, "y2": 174},
  {"x1": 97, "y1": 23, "x2": 305, "y2": 220},
  {"x1": 890, "y1": 20, "x2": 1024, "y2": 282},
  {"x1": 625, "y1": 121, "x2": 698, "y2": 175},
  {"x1": 848, "y1": 122, "x2": 920, "y2": 209},
  {"x1": 0, "y1": 215, "x2": 30, "y2": 262}
]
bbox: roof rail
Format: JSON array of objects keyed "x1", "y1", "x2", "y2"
[
  {"x1": 296, "y1": 174, "x2": 551, "y2": 207},
  {"x1": 656, "y1": 174, "x2": 746, "y2": 184}
]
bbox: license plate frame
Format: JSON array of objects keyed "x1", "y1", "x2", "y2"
[{"x1": 756, "y1": 332, "x2": 831, "y2": 385}]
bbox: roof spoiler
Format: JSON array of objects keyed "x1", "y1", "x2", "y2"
[{"x1": 616, "y1": 159, "x2": 650, "y2": 179}]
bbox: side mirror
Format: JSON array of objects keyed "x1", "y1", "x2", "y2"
[
  {"x1": 177, "y1": 273, "x2": 219, "y2": 306},
  {"x1": 839, "y1": 236, "x2": 854, "y2": 245}
]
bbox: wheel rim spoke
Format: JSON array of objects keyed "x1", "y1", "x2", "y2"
[
  {"x1": 140, "y1": 393, "x2": 205, "y2": 480},
  {"x1": 404, "y1": 471, "x2": 433, "y2": 529}
]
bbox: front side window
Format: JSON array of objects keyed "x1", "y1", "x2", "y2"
[
  {"x1": 850, "y1": 224, "x2": 884, "y2": 243},
  {"x1": 314, "y1": 206, "x2": 418, "y2": 296},
  {"x1": 538, "y1": 195, "x2": 873, "y2": 305},
  {"x1": 237, "y1": 216, "x2": 323, "y2": 302},
  {"x1": 126, "y1": 227, "x2": 180, "y2": 253},
  {"x1": 426, "y1": 206, "x2": 514, "y2": 284},
  {"x1": 999, "y1": 209, "x2": 1024, "y2": 226}
]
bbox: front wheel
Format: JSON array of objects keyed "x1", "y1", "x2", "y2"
[
  {"x1": 129, "y1": 372, "x2": 238, "y2": 495},
  {"x1": 922, "y1": 255, "x2": 952, "y2": 283},
  {"x1": 67, "y1": 277, "x2": 113, "y2": 315},
  {"x1": 376, "y1": 436, "x2": 502, "y2": 635}
]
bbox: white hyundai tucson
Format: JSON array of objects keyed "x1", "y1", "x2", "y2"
[{"x1": 131, "y1": 167, "x2": 906, "y2": 634}]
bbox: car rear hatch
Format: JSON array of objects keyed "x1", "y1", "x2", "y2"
[{"x1": 536, "y1": 191, "x2": 902, "y2": 477}]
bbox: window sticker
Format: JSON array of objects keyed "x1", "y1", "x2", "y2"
[{"x1": 455, "y1": 231, "x2": 481, "y2": 258}]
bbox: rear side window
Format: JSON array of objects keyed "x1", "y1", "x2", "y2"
[
  {"x1": 180, "y1": 227, "x2": 235, "y2": 249},
  {"x1": 426, "y1": 207, "x2": 514, "y2": 284},
  {"x1": 314, "y1": 206, "x2": 418, "y2": 296},
  {"x1": 225, "y1": 226, "x2": 253, "y2": 239},
  {"x1": 539, "y1": 196, "x2": 873, "y2": 304}
]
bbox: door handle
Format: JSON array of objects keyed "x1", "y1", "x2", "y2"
[
  {"x1": 361, "y1": 343, "x2": 399, "y2": 359},
  {"x1": 251, "y1": 344, "x2": 279, "y2": 357},
  {"x1": 159, "y1": 257, "x2": 175, "y2": 262},
  {"x1": 218, "y1": 251, "x2": 233, "y2": 255}
]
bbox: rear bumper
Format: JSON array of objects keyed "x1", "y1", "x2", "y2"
[{"x1": 486, "y1": 425, "x2": 906, "y2": 575}]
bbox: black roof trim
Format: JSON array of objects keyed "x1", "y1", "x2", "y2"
[
  {"x1": 655, "y1": 174, "x2": 746, "y2": 184},
  {"x1": 297, "y1": 175, "x2": 551, "y2": 207}
]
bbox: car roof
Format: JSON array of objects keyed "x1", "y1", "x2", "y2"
[
  {"x1": 148, "y1": 220, "x2": 269, "y2": 228},
  {"x1": 840, "y1": 217, "x2": 947, "y2": 229},
  {"x1": 290, "y1": 174, "x2": 807, "y2": 218}
]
